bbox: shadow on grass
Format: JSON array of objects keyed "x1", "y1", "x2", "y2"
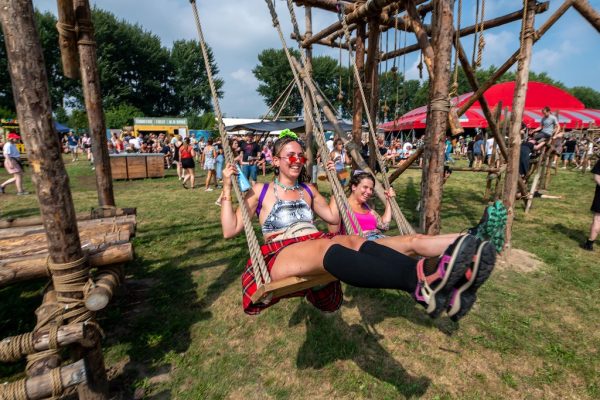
[
  {"x1": 102, "y1": 222, "x2": 244, "y2": 398},
  {"x1": 551, "y1": 223, "x2": 587, "y2": 244},
  {"x1": 0, "y1": 207, "x2": 41, "y2": 220},
  {"x1": 290, "y1": 302, "x2": 430, "y2": 398}
]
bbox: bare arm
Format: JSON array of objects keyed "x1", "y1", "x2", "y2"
[
  {"x1": 380, "y1": 188, "x2": 395, "y2": 226},
  {"x1": 220, "y1": 164, "x2": 260, "y2": 238}
]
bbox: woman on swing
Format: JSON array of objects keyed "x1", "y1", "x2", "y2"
[{"x1": 221, "y1": 131, "x2": 501, "y2": 321}]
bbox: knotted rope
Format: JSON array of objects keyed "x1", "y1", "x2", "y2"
[
  {"x1": 0, "y1": 379, "x2": 28, "y2": 400},
  {"x1": 75, "y1": 18, "x2": 96, "y2": 46},
  {"x1": 0, "y1": 333, "x2": 35, "y2": 363}
]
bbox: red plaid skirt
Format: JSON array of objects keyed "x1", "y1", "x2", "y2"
[{"x1": 242, "y1": 231, "x2": 343, "y2": 315}]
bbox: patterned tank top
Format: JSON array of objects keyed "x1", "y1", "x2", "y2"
[{"x1": 259, "y1": 184, "x2": 314, "y2": 235}]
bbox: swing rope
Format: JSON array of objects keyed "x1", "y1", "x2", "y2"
[
  {"x1": 269, "y1": 0, "x2": 363, "y2": 237},
  {"x1": 449, "y1": 0, "x2": 462, "y2": 99},
  {"x1": 189, "y1": 1, "x2": 270, "y2": 288},
  {"x1": 336, "y1": 3, "x2": 415, "y2": 235}
]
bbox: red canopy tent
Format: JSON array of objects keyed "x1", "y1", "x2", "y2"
[{"x1": 379, "y1": 81, "x2": 600, "y2": 132}]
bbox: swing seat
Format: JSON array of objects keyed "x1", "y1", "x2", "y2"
[{"x1": 250, "y1": 272, "x2": 337, "y2": 304}]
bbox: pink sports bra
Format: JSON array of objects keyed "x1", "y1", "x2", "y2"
[{"x1": 348, "y1": 207, "x2": 378, "y2": 233}]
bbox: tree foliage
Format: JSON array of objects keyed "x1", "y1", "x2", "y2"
[
  {"x1": 0, "y1": 7, "x2": 223, "y2": 121},
  {"x1": 105, "y1": 103, "x2": 143, "y2": 128}
]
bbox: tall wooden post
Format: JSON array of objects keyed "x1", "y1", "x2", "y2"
[
  {"x1": 74, "y1": 0, "x2": 115, "y2": 207},
  {"x1": 0, "y1": 2, "x2": 108, "y2": 399},
  {"x1": 304, "y1": 6, "x2": 315, "y2": 174},
  {"x1": 572, "y1": 0, "x2": 600, "y2": 33},
  {"x1": 56, "y1": 0, "x2": 79, "y2": 79},
  {"x1": 352, "y1": 22, "x2": 366, "y2": 146},
  {"x1": 420, "y1": 0, "x2": 454, "y2": 234},
  {"x1": 364, "y1": 18, "x2": 381, "y2": 171},
  {"x1": 502, "y1": 0, "x2": 537, "y2": 254}
]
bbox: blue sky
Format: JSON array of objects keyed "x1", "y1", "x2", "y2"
[{"x1": 33, "y1": 0, "x2": 600, "y2": 118}]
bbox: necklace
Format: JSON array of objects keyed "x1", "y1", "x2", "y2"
[{"x1": 274, "y1": 178, "x2": 300, "y2": 192}]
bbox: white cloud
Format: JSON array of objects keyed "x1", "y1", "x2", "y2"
[{"x1": 231, "y1": 68, "x2": 259, "y2": 87}]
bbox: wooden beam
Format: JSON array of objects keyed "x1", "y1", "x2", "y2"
[
  {"x1": 56, "y1": 0, "x2": 79, "y2": 79},
  {"x1": 388, "y1": 147, "x2": 424, "y2": 183},
  {"x1": 304, "y1": 6, "x2": 316, "y2": 174},
  {"x1": 381, "y1": 2, "x2": 550, "y2": 61},
  {"x1": 405, "y1": 0, "x2": 435, "y2": 78},
  {"x1": 352, "y1": 23, "x2": 366, "y2": 146},
  {"x1": 74, "y1": 0, "x2": 115, "y2": 207},
  {"x1": 365, "y1": 17, "x2": 381, "y2": 170},
  {"x1": 0, "y1": 360, "x2": 88, "y2": 400},
  {"x1": 503, "y1": 0, "x2": 538, "y2": 254},
  {"x1": 572, "y1": 0, "x2": 600, "y2": 33},
  {"x1": 0, "y1": 207, "x2": 136, "y2": 229},
  {"x1": 302, "y1": 0, "x2": 402, "y2": 47},
  {"x1": 293, "y1": 0, "x2": 356, "y2": 13},
  {"x1": 85, "y1": 266, "x2": 123, "y2": 311},
  {"x1": 420, "y1": 0, "x2": 454, "y2": 235},
  {"x1": 457, "y1": 0, "x2": 572, "y2": 116}
]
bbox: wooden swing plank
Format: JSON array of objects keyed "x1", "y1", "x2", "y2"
[{"x1": 250, "y1": 272, "x2": 337, "y2": 304}]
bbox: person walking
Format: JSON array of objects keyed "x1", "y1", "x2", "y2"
[
  {"x1": 172, "y1": 135, "x2": 184, "y2": 180},
  {"x1": 203, "y1": 139, "x2": 217, "y2": 191},
  {"x1": 472, "y1": 134, "x2": 485, "y2": 169},
  {"x1": 180, "y1": 138, "x2": 196, "y2": 189},
  {"x1": 1, "y1": 133, "x2": 28, "y2": 195},
  {"x1": 581, "y1": 158, "x2": 600, "y2": 251},
  {"x1": 215, "y1": 138, "x2": 225, "y2": 187},
  {"x1": 67, "y1": 131, "x2": 80, "y2": 162}
]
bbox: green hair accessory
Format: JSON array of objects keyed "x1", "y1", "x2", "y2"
[{"x1": 279, "y1": 129, "x2": 298, "y2": 140}]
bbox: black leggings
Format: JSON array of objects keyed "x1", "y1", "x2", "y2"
[{"x1": 323, "y1": 241, "x2": 418, "y2": 293}]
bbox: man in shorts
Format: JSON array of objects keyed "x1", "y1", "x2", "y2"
[
  {"x1": 239, "y1": 133, "x2": 261, "y2": 185},
  {"x1": 531, "y1": 106, "x2": 559, "y2": 151},
  {"x1": 562, "y1": 134, "x2": 577, "y2": 169},
  {"x1": 582, "y1": 158, "x2": 600, "y2": 251},
  {"x1": 67, "y1": 131, "x2": 80, "y2": 161}
]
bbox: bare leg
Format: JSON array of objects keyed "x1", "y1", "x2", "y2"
[
  {"x1": 189, "y1": 169, "x2": 195, "y2": 188},
  {"x1": 14, "y1": 174, "x2": 23, "y2": 193},
  {"x1": 205, "y1": 170, "x2": 212, "y2": 189},
  {"x1": 1, "y1": 177, "x2": 16, "y2": 189},
  {"x1": 182, "y1": 169, "x2": 189, "y2": 186},
  {"x1": 590, "y1": 213, "x2": 600, "y2": 242},
  {"x1": 375, "y1": 233, "x2": 460, "y2": 257},
  {"x1": 270, "y1": 235, "x2": 366, "y2": 280},
  {"x1": 211, "y1": 169, "x2": 217, "y2": 187},
  {"x1": 177, "y1": 162, "x2": 183, "y2": 179}
]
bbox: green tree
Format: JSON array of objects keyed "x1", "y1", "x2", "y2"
[
  {"x1": 68, "y1": 109, "x2": 88, "y2": 131},
  {"x1": 105, "y1": 103, "x2": 143, "y2": 128},
  {"x1": 171, "y1": 40, "x2": 223, "y2": 115},
  {"x1": 187, "y1": 112, "x2": 216, "y2": 130},
  {"x1": 54, "y1": 107, "x2": 69, "y2": 124},
  {"x1": 253, "y1": 49, "x2": 342, "y2": 117},
  {"x1": 569, "y1": 86, "x2": 600, "y2": 109}
]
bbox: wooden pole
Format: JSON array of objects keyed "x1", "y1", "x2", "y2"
[
  {"x1": 74, "y1": 0, "x2": 115, "y2": 207},
  {"x1": 502, "y1": 0, "x2": 537, "y2": 254},
  {"x1": 572, "y1": 0, "x2": 600, "y2": 33},
  {"x1": 420, "y1": 0, "x2": 454, "y2": 235},
  {"x1": 484, "y1": 104, "x2": 503, "y2": 201},
  {"x1": 364, "y1": 17, "x2": 380, "y2": 171},
  {"x1": 0, "y1": 207, "x2": 136, "y2": 229},
  {"x1": 457, "y1": 0, "x2": 573, "y2": 117},
  {"x1": 352, "y1": 22, "x2": 366, "y2": 146},
  {"x1": 56, "y1": 0, "x2": 80, "y2": 79},
  {"x1": 85, "y1": 265, "x2": 123, "y2": 311},
  {"x1": 405, "y1": 0, "x2": 435, "y2": 78},
  {"x1": 304, "y1": 6, "x2": 316, "y2": 175}
]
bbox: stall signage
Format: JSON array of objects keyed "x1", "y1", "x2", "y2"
[{"x1": 134, "y1": 117, "x2": 187, "y2": 126}]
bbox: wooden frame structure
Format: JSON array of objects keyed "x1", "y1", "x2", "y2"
[{"x1": 291, "y1": 0, "x2": 600, "y2": 249}]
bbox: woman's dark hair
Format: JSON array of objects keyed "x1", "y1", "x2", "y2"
[
  {"x1": 349, "y1": 171, "x2": 375, "y2": 193},
  {"x1": 207, "y1": 139, "x2": 213, "y2": 145},
  {"x1": 272, "y1": 136, "x2": 310, "y2": 183}
]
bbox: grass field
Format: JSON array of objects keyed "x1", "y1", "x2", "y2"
[{"x1": 1, "y1": 157, "x2": 599, "y2": 399}]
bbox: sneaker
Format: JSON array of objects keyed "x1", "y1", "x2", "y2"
[
  {"x1": 467, "y1": 200, "x2": 507, "y2": 253},
  {"x1": 561, "y1": 167, "x2": 566, "y2": 170},
  {"x1": 447, "y1": 241, "x2": 496, "y2": 321},
  {"x1": 182, "y1": 182, "x2": 188, "y2": 190},
  {"x1": 16, "y1": 191, "x2": 30, "y2": 195},
  {"x1": 414, "y1": 235, "x2": 479, "y2": 319},
  {"x1": 205, "y1": 188, "x2": 214, "y2": 192}
]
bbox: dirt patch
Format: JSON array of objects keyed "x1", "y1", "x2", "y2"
[{"x1": 497, "y1": 248, "x2": 545, "y2": 273}]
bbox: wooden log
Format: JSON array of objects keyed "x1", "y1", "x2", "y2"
[
  {"x1": 420, "y1": 0, "x2": 454, "y2": 235},
  {"x1": 85, "y1": 265, "x2": 123, "y2": 311},
  {"x1": 352, "y1": 23, "x2": 366, "y2": 147},
  {"x1": 457, "y1": 0, "x2": 572, "y2": 116},
  {"x1": 0, "y1": 360, "x2": 88, "y2": 400},
  {"x1": 525, "y1": 148, "x2": 547, "y2": 213},
  {"x1": 0, "y1": 215, "x2": 136, "y2": 240},
  {"x1": 572, "y1": 0, "x2": 600, "y2": 33},
  {"x1": 0, "y1": 207, "x2": 136, "y2": 229},
  {"x1": 365, "y1": 17, "x2": 380, "y2": 171},
  {"x1": 26, "y1": 289, "x2": 61, "y2": 377},
  {"x1": 381, "y1": 2, "x2": 550, "y2": 61},
  {"x1": 304, "y1": 6, "x2": 316, "y2": 174},
  {"x1": 484, "y1": 104, "x2": 503, "y2": 201},
  {"x1": 0, "y1": 229, "x2": 130, "y2": 260},
  {"x1": 405, "y1": 0, "x2": 434, "y2": 78},
  {"x1": 74, "y1": 0, "x2": 114, "y2": 208},
  {"x1": 294, "y1": 0, "x2": 356, "y2": 13},
  {"x1": 0, "y1": 323, "x2": 99, "y2": 362},
  {"x1": 0, "y1": 243, "x2": 133, "y2": 288},
  {"x1": 503, "y1": 0, "x2": 538, "y2": 253},
  {"x1": 56, "y1": 0, "x2": 79, "y2": 79}
]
